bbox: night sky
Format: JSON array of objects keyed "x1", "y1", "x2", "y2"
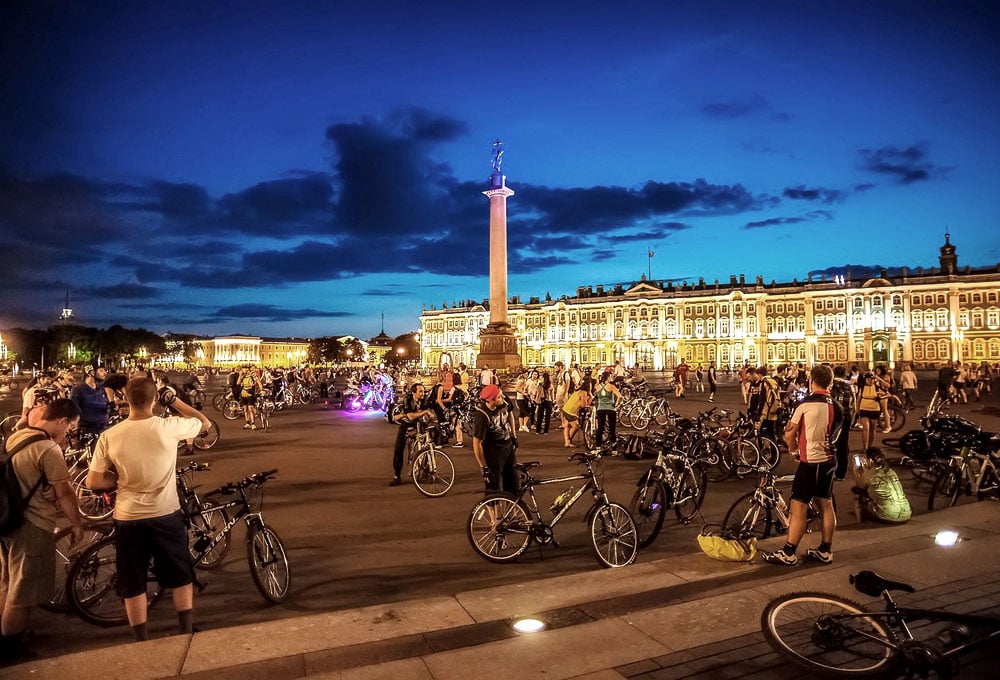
[{"x1": 2, "y1": 0, "x2": 998, "y2": 340}]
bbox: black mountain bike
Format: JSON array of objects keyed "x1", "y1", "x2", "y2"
[
  {"x1": 762, "y1": 570, "x2": 1000, "y2": 679},
  {"x1": 66, "y1": 469, "x2": 290, "y2": 626},
  {"x1": 468, "y1": 450, "x2": 638, "y2": 568}
]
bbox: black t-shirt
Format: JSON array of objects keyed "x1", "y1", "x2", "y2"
[{"x1": 473, "y1": 399, "x2": 513, "y2": 445}]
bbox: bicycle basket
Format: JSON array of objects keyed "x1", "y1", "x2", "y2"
[{"x1": 697, "y1": 524, "x2": 757, "y2": 562}]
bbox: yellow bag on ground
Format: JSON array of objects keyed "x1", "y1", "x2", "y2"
[{"x1": 697, "y1": 525, "x2": 758, "y2": 562}]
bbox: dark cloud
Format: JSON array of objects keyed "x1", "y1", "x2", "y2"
[
  {"x1": 854, "y1": 183, "x2": 876, "y2": 192},
  {"x1": 783, "y1": 185, "x2": 843, "y2": 204},
  {"x1": 702, "y1": 94, "x2": 789, "y2": 122},
  {"x1": 858, "y1": 144, "x2": 945, "y2": 183},
  {"x1": 213, "y1": 303, "x2": 352, "y2": 321},
  {"x1": 217, "y1": 174, "x2": 335, "y2": 234},
  {"x1": 808, "y1": 264, "x2": 911, "y2": 280},
  {"x1": 0, "y1": 174, "x2": 129, "y2": 245},
  {"x1": 743, "y1": 216, "x2": 806, "y2": 229},
  {"x1": 88, "y1": 283, "x2": 162, "y2": 299}
]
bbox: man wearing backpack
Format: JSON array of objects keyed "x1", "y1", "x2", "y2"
[
  {"x1": 1, "y1": 399, "x2": 85, "y2": 662},
  {"x1": 852, "y1": 448, "x2": 911, "y2": 523}
]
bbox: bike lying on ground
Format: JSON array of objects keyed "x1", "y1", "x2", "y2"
[
  {"x1": 66, "y1": 468, "x2": 290, "y2": 626},
  {"x1": 761, "y1": 570, "x2": 1000, "y2": 679},
  {"x1": 467, "y1": 449, "x2": 638, "y2": 568}
]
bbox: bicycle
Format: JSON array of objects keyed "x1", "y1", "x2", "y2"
[
  {"x1": 255, "y1": 392, "x2": 275, "y2": 432},
  {"x1": 41, "y1": 522, "x2": 114, "y2": 613},
  {"x1": 722, "y1": 465, "x2": 835, "y2": 540},
  {"x1": 628, "y1": 435, "x2": 708, "y2": 548},
  {"x1": 401, "y1": 416, "x2": 455, "y2": 497},
  {"x1": 467, "y1": 449, "x2": 638, "y2": 568},
  {"x1": 568, "y1": 405, "x2": 597, "y2": 450},
  {"x1": 761, "y1": 569, "x2": 1000, "y2": 679},
  {"x1": 928, "y1": 446, "x2": 999, "y2": 511},
  {"x1": 66, "y1": 468, "x2": 290, "y2": 626}
]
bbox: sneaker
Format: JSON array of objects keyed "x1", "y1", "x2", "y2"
[
  {"x1": 452, "y1": 443, "x2": 464, "y2": 448},
  {"x1": 761, "y1": 550, "x2": 798, "y2": 566},
  {"x1": 250, "y1": 424, "x2": 258, "y2": 431},
  {"x1": 388, "y1": 477, "x2": 402, "y2": 487},
  {"x1": 881, "y1": 427, "x2": 892, "y2": 434},
  {"x1": 243, "y1": 423, "x2": 251, "y2": 430},
  {"x1": 708, "y1": 397, "x2": 715, "y2": 402},
  {"x1": 806, "y1": 548, "x2": 834, "y2": 564}
]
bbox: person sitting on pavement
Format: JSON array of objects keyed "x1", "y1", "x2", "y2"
[
  {"x1": 851, "y1": 448, "x2": 911, "y2": 524},
  {"x1": 761, "y1": 364, "x2": 844, "y2": 567}
]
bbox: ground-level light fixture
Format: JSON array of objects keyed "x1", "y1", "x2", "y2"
[
  {"x1": 511, "y1": 617, "x2": 546, "y2": 633},
  {"x1": 934, "y1": 530, "x2": 961, "y2": 547}
]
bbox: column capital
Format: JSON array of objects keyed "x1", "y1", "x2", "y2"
[{"x1": 483, "y1": 187, "x2": 515, "y2": 199}]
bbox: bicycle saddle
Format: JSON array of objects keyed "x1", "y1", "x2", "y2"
[
  {"x1": 515, "y1": 461, "x2": 541, "y2": 472},
  {"x1": 850, "y1": 570, "x2": 916, "y2": 597}
]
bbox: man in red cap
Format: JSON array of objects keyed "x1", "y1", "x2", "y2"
[{"x1": 472, "y1": 383, "x2": 518, "y2": 493}]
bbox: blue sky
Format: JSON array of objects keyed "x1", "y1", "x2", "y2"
[{"x1": 2, "y1": 0, "x2": 998, "y2": 339}]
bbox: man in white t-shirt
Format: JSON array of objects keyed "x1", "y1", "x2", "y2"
[{"x1": 87, "y1": 378, "x2": 210, "y2": 642}]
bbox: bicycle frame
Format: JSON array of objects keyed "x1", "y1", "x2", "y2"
[
  {"x1": 520, "y1": 470, "x2": 599, "y2": 530},
  {"x1": 950, "y1": 448, "x2": 998, "y2": 496}
]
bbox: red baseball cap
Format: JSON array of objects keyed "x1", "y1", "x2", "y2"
[{"x1": 480, "y1": 384, "x2": 501, "y2": 400}]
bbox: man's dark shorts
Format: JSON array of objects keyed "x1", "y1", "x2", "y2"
[
  {"x1": 791, "y1": 459, "x2": 837, "y2": 504},
  {"x1": 114, "y1": 511, "x2": 193, "y2": 598},
  {"x1": 239, "y1": 393, "x2": 256, "y2": 406}
]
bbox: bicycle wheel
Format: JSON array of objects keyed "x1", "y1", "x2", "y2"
[
  {"x1": 692, "y1": 437, "x2": 731, "y2": 482},
  {"x1": 1, "y1": 413, "x2": 20, "y2": 440},
  {"x1": 66, "y1": 536, "x2": 128, "y2": 627},
  {"x1": 467, "y1": 493, "x2": 532, "y2": 563},
  {"x1": 190, "y1": 501, "x2": 231, "y2": 569},
  {"x1": 258, "y1": 406, "x2": 270, "y2": 432},
  {"x1": 722, "y1": 491, "x2": 774, "y2": 540},
  {"x1": 632, "y1": 409, "x2": 651, "y2": 431},
  {"x1": 928, "y1": 467, "x2": 965, "y2": 511},
  {"x1": 582, "y1": 417, "x2": 597, "y2": 449},
  {"x1": 654, "y1": 403, "x2": 672, "y2": 427},
  {"x1": 618, "y1": 402, "x2": 635, "y2": 429},
  {"x1": 761, "y1": 592, "x2": 896, "y2": 678},
  {"x1": 888, "y1": 404, "x2": 905, "y2": 433},
  {"x1": 193, "y1": 419, "x2": 221, "y2": 450},
  {"x1": 628, "y1": 481, "x2": 667, "y2": 549},
  {"x1": 246, "y1": 523, "x2": 291, "y2": 603},
  {"x1": 223, "y1": 399, "x2": 242, "y2": 420},
  {"x1": 757, "y1": 437, "x2": 781, "y2": 471},
  {"x1": 212, "y1": 393, "x2": 227, "y2": 411},
  {"x1": 412, "y1": 447, "x2": 455, "y2": 497},
  {"x1": 673, "y1": 465, "x2": 707, "y2": 522},
  {"x1": 73, "y1": 468, "x2": 115, "y2": 521},
  {"x1": 731, "y1": 438, "x2": 762, "y2": 478},
  {"x1": 589, "y1": 502, "x2": 638, "y2": 568}
]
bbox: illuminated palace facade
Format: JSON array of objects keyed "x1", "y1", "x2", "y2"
[
  {"x1": 420, "y1": 236, "x2": 1000, "y2": 372},
  {"x1": 196, "y1": 336, "x2": 310, "y2": 368}
]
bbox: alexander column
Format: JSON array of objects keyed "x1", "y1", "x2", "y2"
[{"x1": 476, "y1": 140, "x2": 522, "y2": 371}]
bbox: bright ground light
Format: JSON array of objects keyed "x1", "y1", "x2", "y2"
[
  {"x1": 934, "y1": 530, "x2": 960, "y2": 547},
  {"x1": 512, "y1": 618, "x2": 546, "y2": 633}
]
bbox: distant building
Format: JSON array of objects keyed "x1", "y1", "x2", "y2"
[
  {"x1": 367, "y1": 330, "x2": 393, "y2": 367},
  {"x1": 420, "y1": 235, "x2": 1000, "y2": 370},
  {"x1": 197, "y1": 336, "x2": 310, "y2": 368}
]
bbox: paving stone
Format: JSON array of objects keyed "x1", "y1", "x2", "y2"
[
  {"x1": 307, "y1": 657, "x2": 432, "y2": 680},
  {"x1": 180, "y1": 654, "x2": 306, "y2": 680},
  {"x1": 649, "y1": 648, "x2": 698, "y2": 667},
  {"x1": 613, "y1": 658, "x2": 661, "y2": 677},
  {"x1": 302, "y1": 633, "x2": 433, "y2": 675}
]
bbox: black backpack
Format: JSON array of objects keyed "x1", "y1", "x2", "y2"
[{"x1": 0, "y1": 432, "x2": 49, "y2": 536}]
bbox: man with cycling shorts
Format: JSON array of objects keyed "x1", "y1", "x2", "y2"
[
  {"x1": 761, "y1": 364, "x2": 844, "y2": 567},
  {"x1": 86, "y1": 377, "x2": 211, "y2": 642}
]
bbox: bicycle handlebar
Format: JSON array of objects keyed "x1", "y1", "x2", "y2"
[{"x1": 210, "y1": 468, "x2": 279, "y2": 496}]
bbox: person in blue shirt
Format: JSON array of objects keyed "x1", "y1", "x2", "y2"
[{"x1": 70, "y1": 366, "x2": 110, "y2": 434}]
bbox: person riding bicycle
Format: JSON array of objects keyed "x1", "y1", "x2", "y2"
[{"x1": 389, "y1": 383, "x2": 434, "y2": 487}]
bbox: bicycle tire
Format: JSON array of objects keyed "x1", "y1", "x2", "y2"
[
  {"x1": 618, "y1": 402, "x2": 635, "y2": 429},
  {"x1": 223, "y1": 399, "x2": 242, "y2": 420},
  {"x1": 632, "y1": 410, "x2": 651, "y2": 431},
  {"x1": 761, "y1": 591, "x2": 897, "y2": 678},
  {"x1": 212, "y1": 392, "x2": 227, "y2": 411},
  {"x1": 193, "y1": 419, "x2": 221, "y2": 450},
  {"x1": 758, "y1": 437, "x2": 781, "y2": 471},
  {"x1": 928, "y1": 467, "x2": 964, "y2": 511},
  {"x1": 246, "y1": 523, "x2": 291, "y2": 603},
  {"x1": 412, "y1": 447, "x2": 455, "y2": 497},
  {"x1": 589, "y1": 502, "x2": 638, "y2": 568},
  {"x1": 467, "y1": 493, "x2": 532, "y2": 563},
  {"x1": 73, "y1": 468, "x2": 115, "y2": 521},
  {"x1": 731, "y1": 438, "x2": 762, "y2": 478},
  {"x1": 66, "y1": 535, "x2": 128, "y2": 627},
  {"x1": 190, "y1": 501, "x2": 231, "y2": 569},
  {"x1": 258, "y1": 407, "x2": 270, "y2": 432},
  {"x1": 582, "y1": 417, "x2": 597, "y2": 450},
  {"x1": 674, "y1": 465, "x2": 707, "y2": 522},
  {"x1": 42, "y1": 524, "x2": 112, "y2": 613},
  {"x1": 693, "y1": 437, "x2": 731, "y2": 482},
  {"x1": 629, "y1": 480, "x2": 667, "y2": 549},
  {"x1": 1, "y1": 413, "x2": 20, "y2": 440},
  {"x1": 889, "y1": 405, "x2": 905, "y2": 433},
  {"x1": 654, "y1": 403, "x2": 672, "y2": 427},
  {"x1": 722, "y1": 491, "x2": 774, "y2": 539}
]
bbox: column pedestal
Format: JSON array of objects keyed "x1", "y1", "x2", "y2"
[{"x1": 477, "y1": 322, "x2": 521, "y2": 370}]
